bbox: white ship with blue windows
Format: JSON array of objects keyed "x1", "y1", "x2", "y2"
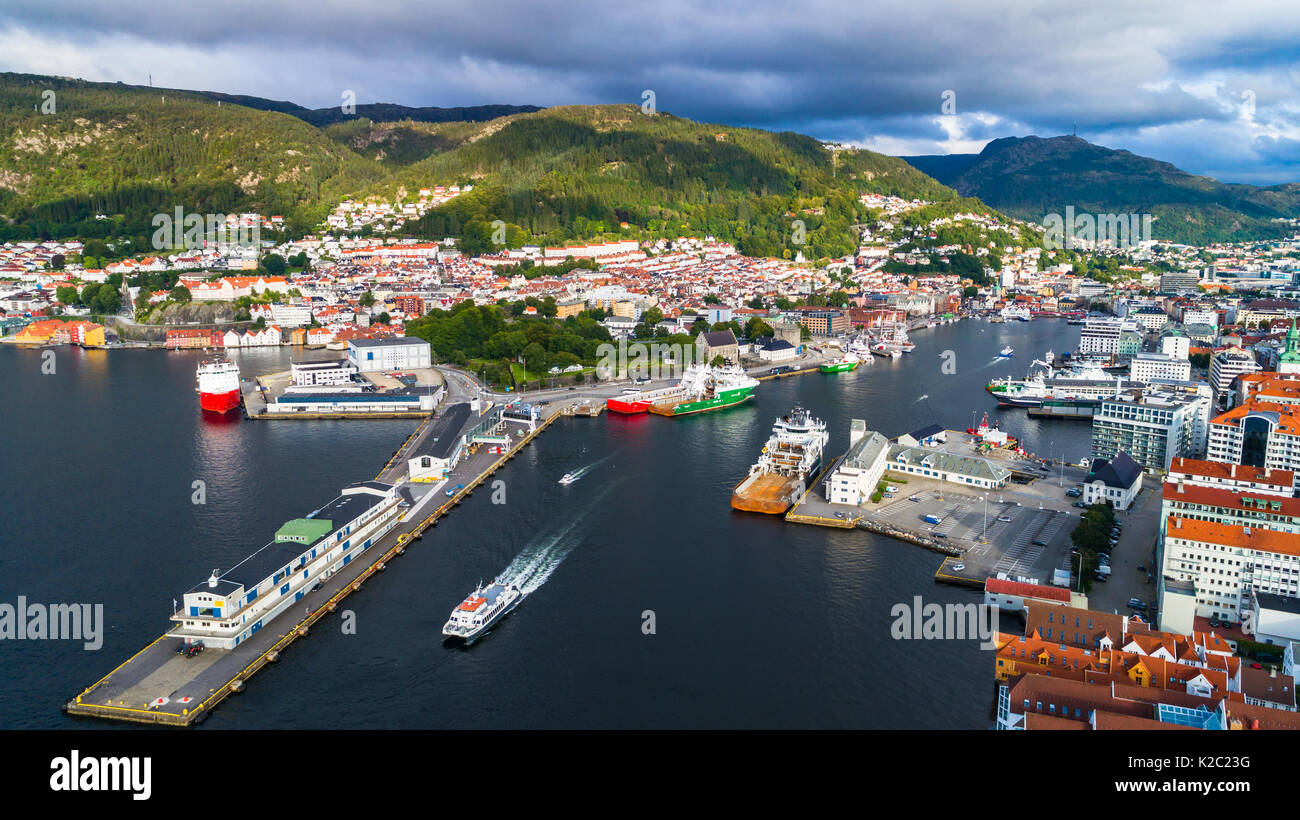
[{"x1": 168, "y1": 481, "x2": 403, "y2": 650}]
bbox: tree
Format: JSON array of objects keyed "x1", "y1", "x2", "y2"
[
  {"x1": 360, "y1": 291, "x2": 376, "y2": 308},
  {"x1": 376, "y1": 312, "x2": 391, "y2": 325},
  {"x1": 710, "y1": 354, "x2": 726, "y2": 367},
  {"x1": 172, "y1": 285, "x2": 192, "y2": 304},
  {"x1": 55, "y1": 285, "x2": 78, "y2": 305},
  {"x1": 745, "y1": 317, "x2": 775, "y2": 339},
  {"x1": 521, "y1": 341, "x2": 547, "y2": 373},
  {"x1": 260, "y1": 253, "x2": 287, "y2": 277},
  {"x1": 643, "y1": 306, "x2": 664, "y2": 326}
]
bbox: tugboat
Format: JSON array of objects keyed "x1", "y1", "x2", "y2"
[{"x1": 442, "y1": 581, "x2": 523, "y2": 645}]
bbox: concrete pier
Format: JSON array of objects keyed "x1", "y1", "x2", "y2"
[{"x1": 64, "y1": 396, "x2": 577, "y2": 727}]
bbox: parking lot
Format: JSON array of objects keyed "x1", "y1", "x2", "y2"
[{"x1": 873, "y1": 486, "x2": 1077, "y2": 586}]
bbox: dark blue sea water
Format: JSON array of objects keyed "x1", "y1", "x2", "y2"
[{"x1": 0, "y1": 319, "x2": 1090, "y2": 729}]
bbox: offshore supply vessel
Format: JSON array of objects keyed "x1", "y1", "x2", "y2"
[
  {"x1": 196, "y1": 356, "x2": 241, "y2": 414},
  {"x1": 730, "y1": 406, "x2": 829, "y2": 514},
  {"x1": 646, "y1": 364, "x2": 759, "y2": 416}
]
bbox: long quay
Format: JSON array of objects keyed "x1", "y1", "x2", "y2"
[{"x1": 63, "y1": 395, "x2": 576, "y2": 727}]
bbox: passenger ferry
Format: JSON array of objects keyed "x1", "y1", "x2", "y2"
[{"x1": 442, "y1": 582, "x2": 523, "y2": 644}]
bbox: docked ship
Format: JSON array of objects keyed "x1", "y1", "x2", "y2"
[
  {"x1": 196, "y1": 356, "x2": 241, "y2": 414},
  {"x1": 442, "y1": 581, "x2": 523, "y2": 645},
  {"x1": 605, "y1": 381, "x2": 688, "y2": 414},
  {"x1": 1000, "y1": 305, "x2": 1032, "y2": 321},
  {"x1": 867, "y1": 322, "x2": 914, "y2": 358},
  {"x1": 986, "y1": 354, "x2": 1129, "y2": 409},
  {"x1": 819, "y1": 353, "x2": 860, "y2": 373},
  {"x1": 647, "y1": 364, "x2": 759, "y2": 416},
  {"x1": 731, "y1": 407, "x2": 829, "y2": 514}
]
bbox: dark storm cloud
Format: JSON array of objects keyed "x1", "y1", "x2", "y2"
[{"x1": 1, "y1": 0, "x2": 1297, "y2": 180}]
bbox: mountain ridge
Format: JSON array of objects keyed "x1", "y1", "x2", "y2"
[{"x1": 902, "y1": 135, "x2": 1300, "y2": 244}]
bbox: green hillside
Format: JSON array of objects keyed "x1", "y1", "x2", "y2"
[
  {"x1": 0, "y1": 72, "x2": 387, "y2": 243},
  {"x1": 0, "y1": 74, "x2": 964, "y2": 260},
  {"x1": 391, "y1": 105, "x2": 958, "y2": 259}
]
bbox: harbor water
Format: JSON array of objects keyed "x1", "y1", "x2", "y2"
[{"x1": 0, "y1": 318, "x2": 1091, "y2": 729}]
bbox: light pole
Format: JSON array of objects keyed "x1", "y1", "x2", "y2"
[{"x1": 981, "y1": 495, "x2": 988, "y2": 542}]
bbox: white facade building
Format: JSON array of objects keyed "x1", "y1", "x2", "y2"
[
  {"x1": 347, "y1": 336, "x2": 432, "y2": 372},
  {"x1": 1210, "y1": 348, "x2": 1261, "y2": 401},
  {"x1": 1130, "y1": 353, "x2": 1192, "y2": 383},
  {"x1": 826, "y1": 421, "x2": 888, "y2": 506}
]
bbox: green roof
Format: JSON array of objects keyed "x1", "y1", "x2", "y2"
[{"x1": 275, "y1": 518, "x2": 334, "y2": 544}]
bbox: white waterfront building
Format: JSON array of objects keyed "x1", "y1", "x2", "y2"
[
  {"x1": 347, "y1": 336, "x2": 432, "y2": 373},
  {"x1": 826, "y1": 420, "x2": 888, "y2": 506},
  {"x1": 168, "y1": 482, "x2": 403, "y2": 650}
]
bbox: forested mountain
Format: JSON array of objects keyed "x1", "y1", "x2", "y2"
[
  {"x1": 395, "y1": 105, "x2": 959, "y2": 259},
  {"x1": 903, "y1": 136, "x2": 1300, "y2": 244},
  {"x1": 0, "y1": 73, "x2": 960, "y2": 258}
]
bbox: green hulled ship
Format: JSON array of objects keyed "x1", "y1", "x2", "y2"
[
  {"x1": 649, "y1": 364, "x2": 759, "y2": 416},
  {"x1": 819, "y1": 358, "x2": 859, "y2": 373}
]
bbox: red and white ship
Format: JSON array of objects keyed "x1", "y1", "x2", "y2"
[
  {"x1": 196, "y1": 356, "x2": 242, "y2": 414},
  {"x1": 605, "y1": 382, "x2": 687, "y2": 414}
]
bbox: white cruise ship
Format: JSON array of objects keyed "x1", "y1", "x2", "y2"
[{"x1": 442, "y1": 581, "x2": 523, "y2": 644}]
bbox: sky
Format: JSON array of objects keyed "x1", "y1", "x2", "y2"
[{"x1": 1, "y1": 0, "x2": 1297, "y2": 184}]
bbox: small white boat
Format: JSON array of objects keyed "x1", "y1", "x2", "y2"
[
  {"x1": 998, "y1": 346, "x2": 1014, "y2": 358},
  {"x1": 558, "y1": 472, "x2": 579, "y2": 485}
]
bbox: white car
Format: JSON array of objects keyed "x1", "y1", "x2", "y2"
[{"x1": 951, "y1": 563, "x2": 965, "y2": 572}]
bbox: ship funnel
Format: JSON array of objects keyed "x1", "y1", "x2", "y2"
[{"x1": 208, "y1": 569, "x2": 221, "y2": 588}]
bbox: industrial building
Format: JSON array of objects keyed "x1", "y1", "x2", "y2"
[{"x1": 347, "y1": 336, "x2": 432, "y2": 373}]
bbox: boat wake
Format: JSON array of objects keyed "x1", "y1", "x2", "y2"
[
  {"x1": 560, "y1": 453, "x2": 614, "y2": 484},
  {"x1": 496, "y1": 482, "x2": 616, "y2": 596}
]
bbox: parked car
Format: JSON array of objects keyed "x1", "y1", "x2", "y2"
[
  {"x1": 1136, "y1": 564, "x2": 1145, "y2": 572},
  {"x1": 951, "y1": 563, "x2": 965, "y2": 572},
  {"x1": 1127, "y1": 598, "x2": 1147, "y2": 610},
  {"x1": 997, "y1": 516, "x2": 1013, "y2": 522},
  {"x1": 1094, "y1": 573, "x2": 1108, "y2": 582},
  {"x1": 1032, "y1": 538, "x2": 1047, "y2": 547}
]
